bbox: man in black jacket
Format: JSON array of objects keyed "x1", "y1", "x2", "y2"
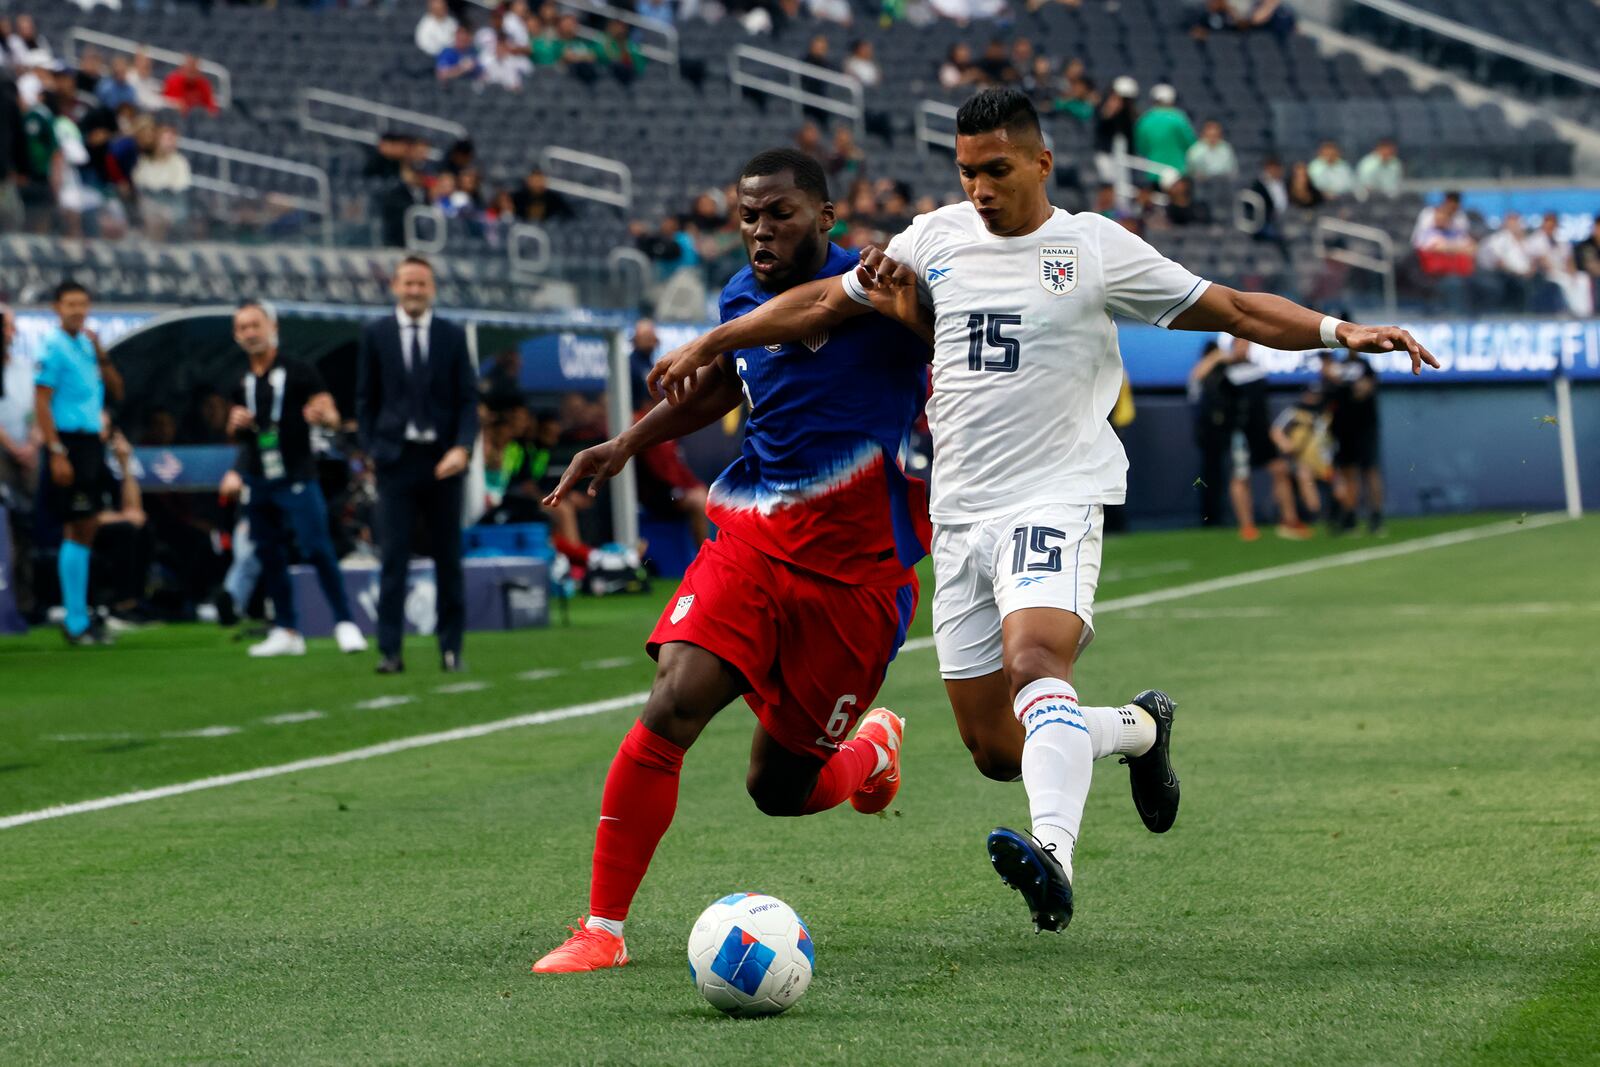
[{"x1": 356, "y1": 256, "x2": 479, "y2": 672}]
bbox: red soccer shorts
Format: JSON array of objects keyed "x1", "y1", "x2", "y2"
[{"x1": 647, "y1": 530, "x2": 919, "y2": 760}]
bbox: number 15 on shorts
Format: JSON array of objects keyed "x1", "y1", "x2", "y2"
[{"x1": 1010, "y1": 526, "x2": 1066, "y2": 574}]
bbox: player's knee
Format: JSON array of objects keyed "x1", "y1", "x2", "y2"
[
  {"x1": 1004, "y1": 645, "x2": 1072, "y2": 696},
  {"x1": 745, "y1": 770, "x2": 806, "y2": 817},
  {"x1": 968, "y1": 740, "x2": 1022, "y2": 782}
]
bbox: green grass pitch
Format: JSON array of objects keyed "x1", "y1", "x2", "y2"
[{"x1": 2, "y1": 514, "x2": 1596, "y2": 1065}]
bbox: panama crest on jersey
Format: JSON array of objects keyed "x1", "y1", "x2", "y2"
[{"x1": 1039, "y1": 245, "x2": 1077, "y2": 295}]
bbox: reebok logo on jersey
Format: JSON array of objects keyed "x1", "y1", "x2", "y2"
[
  {"x1": 927, "y1": 267, "x2": 952, "y2": 282},
  {"x1": 671, "y1": 594, "x2": 695, "y2": 623},
  {"x1": 1016, "y1": 575, "x2": 1050, "y2": 587},
  {"x1": 1039, "y1": 245, "x2": 1077, "y2": 295}
]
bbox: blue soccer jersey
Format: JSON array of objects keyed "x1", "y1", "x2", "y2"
[
  {"x1": 708, "y1": 244, "x2": 931, "y2": 586},
  {"x1": 34, "y1": 326, "x2": 103, "y2": 434}
]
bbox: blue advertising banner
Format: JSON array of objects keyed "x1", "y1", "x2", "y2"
[
  {"x1": 516, "y1": 331, "x2": 612, "y2": 392},
  {"x1": 1118, "y1": 320, "x2": 1600, "y2": 388},
  {"x1": 127, "y1": 445, "x2": 239, "y2": 492}
]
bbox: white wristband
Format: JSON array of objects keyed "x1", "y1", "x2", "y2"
[{"x1": 1319, "y1": 315, "x2": 1346, "y2": 349}]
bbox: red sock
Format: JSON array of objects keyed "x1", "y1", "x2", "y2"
[
  {"x1": 800, "y1": 736, "x2": 880, "y2": 815},
  {"x1": 553, "y1": 536, "x2": 590, "y2": 569},
  {"x1": 588, "y1": 720, "x2": 686, "y2": 922}
]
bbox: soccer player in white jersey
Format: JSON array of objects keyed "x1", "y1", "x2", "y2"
[{"x1": 650, "y1": 88, "x2": 1438, "y2": 933}]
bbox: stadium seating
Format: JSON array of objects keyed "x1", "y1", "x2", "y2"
[{"x1": 17, "y1": 0, "x2": 1579, "y2": 309}]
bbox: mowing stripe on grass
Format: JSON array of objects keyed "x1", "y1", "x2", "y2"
[{"x1": 0, "y1": 513, "x2": 1569, "y2": 832}]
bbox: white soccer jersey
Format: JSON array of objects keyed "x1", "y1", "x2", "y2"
[{"x1": 842, "y1": 202, "x2": 1209, "y2": 523}]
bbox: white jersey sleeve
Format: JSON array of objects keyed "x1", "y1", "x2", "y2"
[
  {"x1": 840, "y1": 214, "x2": 934, "y2": 309},
  {"x1": 1095, "y1": 216, "x2": 1210, "y2": 328}
]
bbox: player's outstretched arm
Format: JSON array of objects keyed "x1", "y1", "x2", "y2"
[
  {"x1": 544, "y1": 360, "x2": 743, "y2": 505},
  {"x1": 648, "y1": 277, "x2": 871, "y2": 404},
  {"x1": 1171, "y1": 284, "x2": 1440, "y2": 375},
  {"x1": 854, "y1": 246, "x2": 935, "y2": 344}
]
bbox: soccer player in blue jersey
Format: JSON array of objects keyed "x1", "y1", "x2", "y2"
[
  {"x1": 34, "y1": 281, "x2": 123, "y2": 645},
  {"x1": 531, "y1": 149, "x2": 932, "y2": 973}
]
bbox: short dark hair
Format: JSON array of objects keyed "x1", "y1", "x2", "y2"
[
  {"x1": 398, "y1": 254, "x2": 435, "y2": 275},
  {"x1": 738, "y1": 148, "x2": 830, "y2": 203},
  {"x1": 53, "y1": 279, "x2": 89, "y2": 302},
  {"x1": 955, "y1": 88, "x2": 1042, "y2": 143}
]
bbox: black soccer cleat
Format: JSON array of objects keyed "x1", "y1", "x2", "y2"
[
  {"x1": 1122, "y1": 690, "x2": 1179, "y2": 834},
  {"x1": 986, "y1": 826, "x2": 1074, "y2": 933}
]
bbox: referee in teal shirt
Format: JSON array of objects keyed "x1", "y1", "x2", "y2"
[{"x1": 34, "y1": 281, "x2": 123, "y2": 644}]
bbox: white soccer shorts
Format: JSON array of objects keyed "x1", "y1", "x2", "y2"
[{"x1": 931, "y1": 503, "x2": 1105, "y2": 680}]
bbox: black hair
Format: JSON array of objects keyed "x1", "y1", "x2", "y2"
[
  {"x1": 53, "y1": 279, "x2": 89, "y2": 302},
  {"x1": 738, "y1": 148, "x2": 830, "y2": 203},
  {"x1": 955, "y1": 88, "x2": 1043, "y2": 143}
]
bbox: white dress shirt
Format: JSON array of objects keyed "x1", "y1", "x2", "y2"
[{"x1": 395, "y1": 307, "x2": 438, "y2": 443}]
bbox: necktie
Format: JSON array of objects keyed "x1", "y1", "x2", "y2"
[{"x1": 408, "y1": 322, "x2": 435, "y2": 436}]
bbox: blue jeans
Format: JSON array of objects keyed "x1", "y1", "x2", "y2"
[{"x1": 247, "y1": 477, "x2": 352, "y2": 633}]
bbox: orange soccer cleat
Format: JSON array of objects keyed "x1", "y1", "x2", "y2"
[
  {"x1": 531, "y1": 922, "x2": 630, "y2": 974},
  {"x1": 849, "y1": 708, "x2": 905, "y2": 815}
]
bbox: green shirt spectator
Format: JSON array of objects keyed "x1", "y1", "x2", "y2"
[
  {"x1": 1355, "y1": 140, "x2": 1403, "y2": 200},
  {"x1": 1131, "y1": 85, "x2": 1196, "y2": 181},
  {"x1": 1307, "y1": 141, "x2": 1355, "y2": 199},
  {"x1": 1184, "y1": 120, "x2": 1238, "y2": 180}
]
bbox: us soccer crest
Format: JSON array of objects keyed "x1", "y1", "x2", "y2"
[
  {"x1": 1039, "y1": 245, "x2": 1077, "y2": 295},
  {"x1": 671, "y1": 594, "x2": 695, "y2": 623}
]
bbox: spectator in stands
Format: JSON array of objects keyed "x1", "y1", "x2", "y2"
[
  {"x1": 632, "y1": 215, "x2": 698, "y2": 278},
  {"x1": 73, "y1": 50, "x2": 105, "y2": 98},
  {"x1": 1132, "y1": 83, "x2": 1195, "y2": 185},
  {"x1": 95, "y1": 55, "x2": 139, "y2": 112},
  {"x1": 827, "y1": 124, "x2": 866, "y2": 182},
  {"x1": 415, "y1": 0, "x2": 460, "y2": 57},
  {"x1": 481, "y1": 33, "x2": 532, "y2": 91},
  {"x1": 807, "y1": 0, "x2": 854, "y2": 26},
  {"x1": 1476, "y1": 211, "x2": 1536, "y2": 311},
  {"x1": 15, "y1": 51, "x2": 47, "y2": 110},
  {"x1": 1247, "y1": 155, "x2": 1289, "y2": 246},
  {"x1": 162, "y1": 55, "x2": 219, "y2": 117},
  {"x1": 794, "y1": 121, "x2": 826, "y2": 166},
  {"x1": 636, "y1": 0, "x2": 673, "y2": 23},
  {"x1": 0, "y1": 75, "x2": 24, "y2": 233},
  {"x1": 129, "y1": 52, "x2": 167, "y2": 114},
  {"x1": 1022, "y1": 55, "x2": 1056, "y2": 105},
  {"x1": 938, "y1": 44, "x2": 981, "y2": 90},
  {"x1": 1355, "y1": 137, "x2": 1402, "y2": 200},
  {"x1": 512, "y1": 167, "x2": 574, "y2": 223},
  {"x1": 843, "y1": 39, "x2": 880, "y2": 88},
  {"x1": 1238, "y1": 0, "x2": 1296, "y2": 40},
  {"x1": 20, "y1": 86, "x2": 57, "y2": 233},
  {"x1": 1164, "y1": 177, "x2": 1211, "y2": 227},
  {"x1": 435, "y1": 27, "x2": 481, "y2": 83},
  {"x1": 1053, "y1": 71, "x2": 1098, "y2": 122},
  {"x1": 1306, "y1": 140, "x2": 1354, "y2": 200},
  {"x1": 380, "y1": 162, "x2": 428, "y2": 248},
  {"x1": 1411, "y1": 191, "x2": 1476, "y2": 310},
  {"x1": 798, "y1": 35, "x2": 835, "y2": 122},
  {"x1": 365, "y1": 131, "x2": 412, "y2": 180},
  {"x1": 535, "y1": 14, "x2": 599, "y2": 85},
  {"x1": 132, "y1": 124, "x2": 191, "y2": 240},
  {"x1": 431, "y1": 171, "x2": 469, "y2": 218},
  {"x1": 6, "y1": 15, "x2": 49, "y2": 67},
  {"x1": 1185, "y1": 120, "x2": 1237, "y2": 181},
  {"x1": 1575, "y1": 216, "x2": 1600, "y2": 309},
  {"x1": 1286, "y1": 160, "x2": 1322, "y2": 208},
  {"x1": 974, "y1": 39, "x2": 1017, "y2": 85},
  {"x1": 927, "y1": 0, "x2": 1007, "y2": 25},
  {"x1": 502, "y1": 0, "x2": 534, "y2": 54},
  {"x1": 592, "y1": 20, "x2": 646, "y2": 87},
  {"x1": 1093, "y1": 75, "x2": 1138, "y2": 183},
  {"x1": 1526, "y1": 211, "x2": 1590, "y2": 315},
  {"x1": 1188, "y1": 0, "x2": 1235, "y2": 40}
]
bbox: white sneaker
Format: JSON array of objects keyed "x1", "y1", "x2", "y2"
[
  {"x1": 333, "y1": 621, "x2": 369, "y2": 654},
  {"x1": 249, "y1": 627, "x2": 307, "y2": 658}
]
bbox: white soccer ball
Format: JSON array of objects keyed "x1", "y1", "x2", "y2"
[{"x1": 686, "y1": 892, "x2": 814, "y2": 1017}]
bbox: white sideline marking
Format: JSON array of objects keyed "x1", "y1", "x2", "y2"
[
  {"x1": 2, "y1": 514, "x2": 1570, "y2": 832},
  {"x1": 352, "y1": 695, "x2": 415, "y2": 710},
  {"x1": 262, "y1": 711, "x2": 327, "y2": 725},
  {"x1": 434, "y1": 681, "x2": 491, "y2": 695},
  {"x1": 581, "y1": 656, "x2": 634, "y2": 670},
  {"x1": 0, "y1": 693, "x2": 651, "y2": 831},
  {"x1": 517, "y1": 668, "x2": 564, "y2": 682}
]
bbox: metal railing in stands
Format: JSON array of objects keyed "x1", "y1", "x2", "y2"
[
  {"x1": 914, "y1": 100, "x2": 958, "y2": 155},
  {"x1": 1234, "y1": 188, "x2": 1268, "y2": 235},
  {"x1": 64, "y1": 27, "x2": 232, "y2": 109},
  {"x1": 178, "y1": 138, "x2": 333, "y2": 246},
  {"x1": 1350, "y1": 0, "x2": 1600, "y2": 93},
  {"x1": 403, "y1": 204, "x2": 448, "y2": 254},
  {"x1": 463, "y1": 0, "x2": 678, "y2": 65},
  {"x1": 298, "y1": 89, "x2": 468, "y2": 158},
  {"x1": 539, "y1": 146, "x2": 632, "y2": 211},
  {"x1": 508, "y1": 223, "x2": 552, "y2": 277},
  {"x1": 1313, "y1": 216, "x2": 1397, "y2": 315},
  {"x1": 731, "y1": 46, "x2": 863, "y2": 133}
]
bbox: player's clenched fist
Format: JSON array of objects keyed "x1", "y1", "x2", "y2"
[{"x1": 854, "y1": 245, "x2": 931, "y2": 343}]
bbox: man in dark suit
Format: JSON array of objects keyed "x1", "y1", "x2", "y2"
[{"x1": 356, "y1": 255, "x2": 479, "y2": 673}]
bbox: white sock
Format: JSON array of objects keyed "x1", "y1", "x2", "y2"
[
  {"x1": 586, "y1": 915, "x2": 624, "y2": 938},
  {"x1": 1014, "y1": 677, "x2": 1092, "y2": 882},
  {"x1": 868, "y1": 742, "x2": 889, "y2": 777},
  {"x1": 1080, "y1": 704, "x2": 1157, "y2": 760}
]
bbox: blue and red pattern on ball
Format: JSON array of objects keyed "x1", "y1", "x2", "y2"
[{"x1": 711, "y1": 926, "x2": 777, "y2": 996}]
